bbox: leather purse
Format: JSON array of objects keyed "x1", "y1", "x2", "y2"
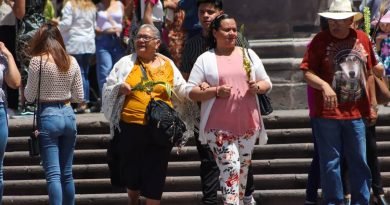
[
  {"x1": 145, "y1": 98, "x2": 187, "y2": 147},
  {"x1": 139, "y1": 60, "x2": 186, "y2": 147},
  {"x1": 258, "y1": 94, "x2": 273, "y2": 116},
  {"x1": 374, "y1": 75, "x2": 390, "y2": 104}
]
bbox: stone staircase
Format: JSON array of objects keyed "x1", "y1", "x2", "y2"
[
  {"x1": 250, "y1": 38, "x2": 311, "y2": 110},
  {"x1": 4, "y1": 107, "x2": 390, "y2": 205}
]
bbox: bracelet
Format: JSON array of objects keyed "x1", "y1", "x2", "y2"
[{"x1": 216, "y1": 86, "x2": 219, "y2": 97}]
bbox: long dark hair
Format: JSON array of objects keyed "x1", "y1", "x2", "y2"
[
  {"x1": 207, "y1": 14, "x2": 235, "y2": 49},
  {"x1": 28, "y1": 23, "x2": 71, "y2": 71}
]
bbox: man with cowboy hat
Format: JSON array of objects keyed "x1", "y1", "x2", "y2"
[{"x1": 300, "y1": 0, "x2": 378, "y2": 204}]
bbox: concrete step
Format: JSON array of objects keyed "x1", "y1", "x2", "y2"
[
  {"x1": 249, "y1": 38, "x2": 310, "y2": 59},
  {"x1": 0, "y1": 174, "x2": 338, "y2": 194},
  {"x1": 6, "y1": 172, "x2": 390, "y2": 195},
  {"x1": 8, "y1": 110, "x2": 390, "y2": 135},
  {"x1": 0, "y1": 159, "x2": 315, "y2": 180},
  {"x1": 1, "y1": 190, "x2": 309, "y2": 205},
  {"x1": 5, "y1": 156, "x2": 390, "y2": 180},
  {"x1": 5, "y1": 142, "x2": 390, "y2": 166}
]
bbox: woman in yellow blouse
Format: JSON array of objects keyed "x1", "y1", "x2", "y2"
[{"x1": 102, "y1": 24, "x2": 189, "y2": 205}]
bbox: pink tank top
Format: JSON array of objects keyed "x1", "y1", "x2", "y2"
[{"x1": 205, "y1": 51, "x2": 260, "y2": 136}]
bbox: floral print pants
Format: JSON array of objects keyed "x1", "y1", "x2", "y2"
[{"x1": 205, "y1": 129, "x2": 258, "y2": 205}]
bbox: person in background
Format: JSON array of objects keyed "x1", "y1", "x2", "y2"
[
  {"x1": 131, "y1": 0, "x2": 173, "y2": 59},
  {"x1": 161, "y1": 0, "x2": 186, "y2": 67},
  {"x1": 375, "y1": 10, "x2": 390, "y2": 107},
  {"x1": 180, "y1": 1, "x2": 255, "y2": 204},
  {"x1": 121, "y1": 0, "x2": 134, "y2": 54},
  {"x1": 177, "y1": 0, "x2": 202, "y2": 39},
  {"x1": 0, "y1": 0, "x2": 19, "y2": 117},
  {"x1": 101, "y1": 24, "x2": 189, "y2": 205},
  {"x1": 0, "y1": 42, "x2": 21, "y2": 203},
  {"x1": 12, "y1": 0, "x2": 46, "y2": 115},
  {"x1": 53, "y1": 0, "x2": 97, "y2": 113},
  {"x1": 186, "y1": 14, "x2": 271, "y2": 205},
  {"x1": 96, "y1": 0, "x2": 125, "y2": 96},
  {"x1": 24, "y1": 23, "x2": 83, "y2": 205}
]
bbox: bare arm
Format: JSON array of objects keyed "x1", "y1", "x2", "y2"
[
  {"x1": 163, "y1": 0, "x2": 178, "y2": 9},
  {"x1": 143, "y1": 0, "x2": 154, "y2": 24},
  {"x1": 0, "y1": 42, "x2": 20, "y2": 89},
  {"x1": 12, "y1": 0, "x2": 25, "y2": 20},
  {"x1": 303, "y1": 70, "x2": 338, "y2": 110},
  {"x1": 124, "y1": 0, "x2": 134, "y2": 21},
  {"x1": 189, "y1": 84, "x2": 231, "y2": 101}
]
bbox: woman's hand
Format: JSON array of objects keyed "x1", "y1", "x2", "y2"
[
  {"x1": 248, "y1": 80, "x2": 259, "y2": 95},
  {"x1": 199, "y1": 82, "x2": 210, "y2": 91},
  {"x1": 50, "y1": 17, "x2": 60, "y2": 26},
  {"x1": 217, "y1": 84, "x2": 232, "y2": 98},
  {"x1": 119, "y1": 83, "x2": 132, "y2": 95}
]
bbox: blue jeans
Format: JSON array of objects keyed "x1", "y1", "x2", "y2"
[
  {"x1": 38, "y1": 103, "x2": 77, "y2": 205},
  {"x1": 72, "y1": 54, "x2": 92, "y2": 102},
  {"x1": 311, "y1": 118, "x2": 371, "y2": 205},
  {"x1": 95, "y1": 34, "x2": 124, "y2": 96},
  {"x1": 0, "y1": 103, "x2": 7, "y2": 203}
]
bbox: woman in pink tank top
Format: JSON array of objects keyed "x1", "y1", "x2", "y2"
[{"x1": 187, "y1": 14, "x2": 272, "y2": 205}]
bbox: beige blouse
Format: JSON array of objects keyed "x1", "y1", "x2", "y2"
[{"x1": 25, "y1": 56, "x2": 84, "y2": 103}]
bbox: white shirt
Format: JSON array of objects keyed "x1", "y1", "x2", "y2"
[
  {"x1": 185, "y1": 48, "x2": 272, "y2": 145},
  {"x1": 58, "y1": 1, "x2": 96, "y2": 55},
  {"x1": 0, "y1": 2, "x2": 16, "y2": 26},
  {"x1": 140, "y1": 0, "x2": 164, "y2": 23}
]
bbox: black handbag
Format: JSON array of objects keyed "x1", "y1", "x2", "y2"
[
  {"x1": 28, "y1": 56, "x2": 43, "y2": 157},
  {"x1": 145, "y1": 98, "x2": 187, "y2": 146},
  {"x1": 258, "y1": 94, "x2": 273, "y2": 116},
  {"x1": 139, "y1": 60, "x2": 186, "y2": 146},
  {"x1": 243, "y1": 48, "x2": 273, "y2": 116}
]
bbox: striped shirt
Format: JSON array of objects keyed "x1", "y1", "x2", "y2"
[{"x1": 180, "y1": 32, "x2": 249, "y2": 74}]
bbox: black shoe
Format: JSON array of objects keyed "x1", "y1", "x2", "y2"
[
  {"x1": 304, "y1": 200, "x2": 317, "y2": 205},
  {"x1": 374, "y1": 195, "x2": 389, "y2": 205}
]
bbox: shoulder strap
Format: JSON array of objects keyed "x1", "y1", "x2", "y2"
[
  {"x1": 138, "y1": 59, "x2": 148, "y2": 79},
  {"x1": 32, "y1": 56, "x2": 42, "y2": 131}
]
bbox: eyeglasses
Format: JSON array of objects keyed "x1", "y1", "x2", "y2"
[{"x1": 135, "y1": 35, "x2": 157, "y2": 42}]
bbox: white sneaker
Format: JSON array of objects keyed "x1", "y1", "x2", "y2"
[{"x1": 243, "y1": 196, "x2": 256, "y2": 205}]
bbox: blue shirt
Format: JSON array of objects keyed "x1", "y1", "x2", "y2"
[{"x1": 178, "y1": 0, "x2": 201, "y2": 31}]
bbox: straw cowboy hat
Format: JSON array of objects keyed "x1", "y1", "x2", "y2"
[{"x1": 319, "y1": 0, "x2": 363, "y2": 21}]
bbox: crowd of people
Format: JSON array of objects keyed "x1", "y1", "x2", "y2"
[{"x1": 0, "y1": 0, "x2": 390, "y2": 204}]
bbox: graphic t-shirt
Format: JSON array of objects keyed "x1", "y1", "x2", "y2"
[{"x1": 300, "y1": 29, "x2": 377, "y2": 119}]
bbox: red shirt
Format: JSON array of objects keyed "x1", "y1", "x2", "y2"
[{"x1": 300, "y1": 29, "x2": 377, "y2": 119}]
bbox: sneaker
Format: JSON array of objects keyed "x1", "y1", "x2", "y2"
[{"x1": 243, "y1": 196, "x2": 256, "y2": 205}]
